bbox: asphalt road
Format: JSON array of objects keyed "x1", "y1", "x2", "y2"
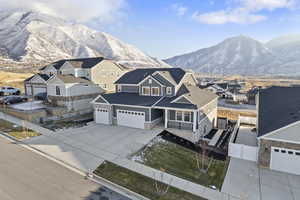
[{"x1": 0, "y1": 137, "x2": 130, "y2": 200}]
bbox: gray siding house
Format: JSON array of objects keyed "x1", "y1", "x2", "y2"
[
  {"x1": 257, "y1": 86, "x2": 300, "y2": 175},
  {"x1": 92, "y1": 68, "x2": 218, "y2": 143}
]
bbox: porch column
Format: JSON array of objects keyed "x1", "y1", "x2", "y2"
[
  {"x1": 165, "y1": 109, "x2": 168, "y2": 128},
  {"x1": 193, "y1": 111, "x2": 197, "y2": 132}
]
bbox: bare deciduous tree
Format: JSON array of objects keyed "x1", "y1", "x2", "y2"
[{"x1": 153, "y1": 168, "x2": 173, "y2": 197}]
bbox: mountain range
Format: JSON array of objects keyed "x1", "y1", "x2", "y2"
[
  {"x1": 164, "y1": 35, "x2": 300, "y2": 76},
  {"x1": 0, "y1": 10, "x2": 167, "y2": 68}
]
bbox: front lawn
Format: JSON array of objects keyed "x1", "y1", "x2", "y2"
[
  {"x1": 131, "y1": 137, "x2": 229, "y2": 190},
  {"x1": 94, "y1": 161, "x2": 206, "y2": 200},
  {"x1": 0, "y1": 119, "x2": 40, "y2": 140}
]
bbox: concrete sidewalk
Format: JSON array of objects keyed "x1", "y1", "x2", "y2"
[{"x1": 0, "y1": 111, "x2": 240, "y2": 200}]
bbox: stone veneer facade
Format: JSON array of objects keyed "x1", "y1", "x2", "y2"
[{"x1": 259, "y1": 138, "x2": 300, "y2": 167}]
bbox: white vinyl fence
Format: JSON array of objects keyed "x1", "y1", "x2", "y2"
[{"x1": 239, "y1": 116, "x2": 256, "y2": 125}]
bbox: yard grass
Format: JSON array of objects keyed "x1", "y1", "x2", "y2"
[
  {"x1": 131, "y1": 137, "x2": 229, "y2": 190},
  {"x1": 94, "y1": 161, "x2": 206, "y2": 200},
  {"x1": 0, "y1": 119, "x2": 40, "y2": 139}
]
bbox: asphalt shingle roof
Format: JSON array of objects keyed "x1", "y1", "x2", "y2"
[
  {"x1": 154, "y1": 84, "x2": 218, "y2": 110},
  {"x1": 56, "y1": 75, "x2": 93, "y2": 84},
  {"x1": 97, "y1": 93, "x2": 162, "y2": 107},
  {"x1": 24, "y1": 73, "x2": 51, "y2": 82},
  {"x1": 41, "y1": 57, "x2": 105, "y2": 70},
  {"x1": 257, "y1": 86, "x2": 300, "y2": 137},
  {"x1": 115, "y1": 68, "x2": 186, "y2": 85}
]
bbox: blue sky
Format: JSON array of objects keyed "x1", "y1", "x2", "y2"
[
  {"x1": 2, "y1": 0, "x2": 300, "y2": 59},
  {"x1": 95, "y1": 0, "x2": 300, "y2": 59}
]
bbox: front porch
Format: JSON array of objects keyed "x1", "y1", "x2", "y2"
[{"x1": 153, "y1": 108, "x2": 199, "y2": 143}]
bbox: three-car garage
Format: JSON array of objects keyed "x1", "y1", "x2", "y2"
[{"x1": 94, "y1": 107, "x2": 146, "y2": 129}]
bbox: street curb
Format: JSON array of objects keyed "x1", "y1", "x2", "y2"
[{"x1": 0, "y1": 132, "x2": 149, "y2": 200}]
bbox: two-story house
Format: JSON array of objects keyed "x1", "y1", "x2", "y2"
[
  {"x1": 47, "y1": 75, "x2": 104, "y2": 111},
  {"x1": 92, "y1": 68, "x2": 218, "y2": 143},
  {"x1": 38, "y1": 57, "x2": 129, "y2": 92}
]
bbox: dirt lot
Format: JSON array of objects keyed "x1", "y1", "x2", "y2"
[{"x1": 0, "y1": 71, "x2": 33, "y2": 92}]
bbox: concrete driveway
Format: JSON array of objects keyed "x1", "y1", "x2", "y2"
[
  {"x1": 0, "y1": 137, "x2": 129, "y2": 200},
  {"x1": 222, "y1": 158, "x2": 300, "y2": 200},
  {"x1": 25, "y1": 123, "x2": 161, "y2": 172}
]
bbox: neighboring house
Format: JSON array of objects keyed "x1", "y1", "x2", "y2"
[
  {"x1": 24, "y1": 73, "x2": 51, "y2": 97},
  {"x1": 40, "y1": 57, "x2": 129, "y2": 92},
  {"x1": 247, "y1": 87, "x2": 260, "y2": 105},
  {"x1": 92, "y1": 68, "x2": 218, "y2": 143},
  {"x1": 257, "y1": 86, "x2": 300, "y2": 175},
  {"x1": 47, "y1": 75, "x2": 104, "y2": 111},
  {"x1": 206, "y1": 83, "x2": 232, "y2": 98},
  {"x1": 232, "y1": 93, "x2": 247, "y2": 102}
]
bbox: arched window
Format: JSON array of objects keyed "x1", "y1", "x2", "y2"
[{"x1": 56, "y1": 86, "x2": 61, "y2": 95}]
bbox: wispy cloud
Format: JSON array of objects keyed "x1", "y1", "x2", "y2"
[
  {"x1": 0, "y1": 0, "x2": 127, "y2": 24},
  {"x1": 193, "y1": 0, "x2": 296, "y2": 24},
  {"x1": 171, "y1": 3, "x2": 188, "y2": 17}
]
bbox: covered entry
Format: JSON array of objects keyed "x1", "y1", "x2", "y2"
[{"x1": 117, "y1": 110, "x2": 145, "y2": 129}]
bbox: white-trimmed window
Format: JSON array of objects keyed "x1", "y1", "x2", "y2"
[
  {"x1": 142, "y1": 86, "x2": 150, "y2": 95},
  {"x1": 176, "y1": 111, "x2": 183, "y2": 121},
  {"x1": 176, "y1": 111, "x2": 192, "y2": 122},
  {"x1": 184, "y1": 112, "x2": 192, "y2": 122},
  {"x1": 166, "y1": 87, "x2": 172, "y2": 95},
  {"x1": 148, "y1": 79, "x2": 152, "y2": 84},
  {"x1": 151, "y1": 87, "x2": 160, "y2": 96}
]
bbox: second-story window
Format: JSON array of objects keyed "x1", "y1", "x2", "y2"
[
  {"x1": 148, "y1": 79, "x2": 152, "y2": 84},
  {"x1": 142, "y1": 87, "x2": 150, "y2": 95},
  {"x1": 56, "y1": 86, "x2": 61, "y2": 96},
  {"x1": 151, "y1": 87, "x2": 160, "y2": 96},
  {"x1": 166, "y1": 87, "x2": 172, "y2": 95}
]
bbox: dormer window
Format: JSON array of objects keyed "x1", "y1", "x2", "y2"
[
  {"x1": 142, "y1": 87, "x2": 150, "y2": 96},
  {"x1": 148, "y1": 79, "x2": 152, "y2": 84}
]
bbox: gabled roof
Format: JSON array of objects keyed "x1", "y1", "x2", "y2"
[
  {"x1": 115, "y1": 68, "x2": 186, "y2": 85},
  {"x1": 264, "y1": 121, "x2": 300, "y2": 143},
  {"x1": 154, "y1": 84, "x2": 218, "y2": 110},
  {"x1": 54, "y1": 75, "x2": 93, "y2": 84},
  {"x1": 41, "y1": 57, "x2": 105, "y2": 70},
  {"x1": 24, "y1": 73, "x2": 51, "y2": 82},
  {"x1": 95, "y1": 93, "x2": 162, "y2": 107},
  {"x1": 258, "y1": 86, "x2": 300, "y2": 138},
  {"x1": 154, "y1": 71, "x2": 177, "y2": 85}
]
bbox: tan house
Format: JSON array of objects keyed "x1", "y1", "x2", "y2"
[
  {"x1": 47, "y1": 74, "x2": 104, "y2": 111},
  {"x1": 40, "y1": 57, "x2": 129, "y2": 92}
]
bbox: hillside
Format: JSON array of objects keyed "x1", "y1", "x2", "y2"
[
  {"x1": 0, "y1": 10, "x2": 168, "y2": 68},
  {"x1": 165, "y1": 35, "x2": 300, "y2": 76}
]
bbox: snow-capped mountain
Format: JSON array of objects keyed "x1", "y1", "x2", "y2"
[
  {"x1": 0, "y1": 10, "x2": 167, "y2": 68},
  {"x1": 164, "y1": 35, "x2": 300, "y2": 75}
]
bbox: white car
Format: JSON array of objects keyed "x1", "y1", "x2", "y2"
[{"x1": 0, "y1": 86, "x2": 20, "y2": 96}]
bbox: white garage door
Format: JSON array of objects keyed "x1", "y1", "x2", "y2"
[
  {"x1": 95, "y1": 108, "x2": 110, "y2": 125},
  {"x1": 270, "y1": 147, "x2": 300, "y2": 175},
  {"x1": 117, "y1": 110, "x2": 145, "y2": 129},
  {"x1": 33, "y1": 86, "x2": 47, "y2": 96}
]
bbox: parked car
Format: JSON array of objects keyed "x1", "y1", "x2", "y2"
[
  {"x1": 0, "y1": 96, "x2": 27, "y2": 105},
  {"x1": 0, "y1": 86, "x2": 20, "y2": 96}
]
